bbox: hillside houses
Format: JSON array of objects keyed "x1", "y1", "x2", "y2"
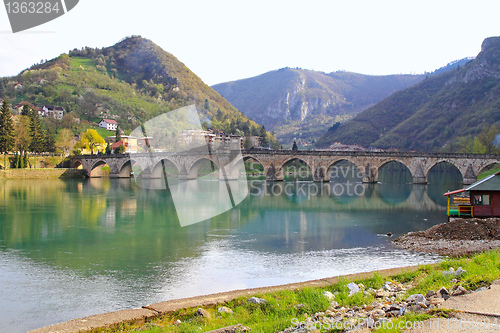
[{"x1": 99, "y1": 119, "x2": 118, "y2": 131}]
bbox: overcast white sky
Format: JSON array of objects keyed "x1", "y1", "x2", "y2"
[{"x1": 0, "y1": 0, "x2": 498, "y2": 85}]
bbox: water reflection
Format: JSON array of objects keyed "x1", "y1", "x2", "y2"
[{"x1": 0, "y1": 178, "x2": 458, "y2": 332}]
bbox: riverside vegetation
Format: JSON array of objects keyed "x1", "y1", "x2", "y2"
[{"x1": 89, "y1": 250, "x2": 500, "y2": 333}]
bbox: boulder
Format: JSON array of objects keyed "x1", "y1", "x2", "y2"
[{"x1": 195, "y1": 308, "x2": 211, "y2": 318}]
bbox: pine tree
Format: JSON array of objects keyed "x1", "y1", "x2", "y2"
[
  {"x1": 44, "y1": 128, "x2": 56, "y2": 153},
  {"x1": 0, "y1": 100, "x2": 15, "y2": 168},
  {"x1": 105, "y1": 142, "x2": 111, "y2": 155},
  {"x1": 21, "y1": 104, "x2": 31, "y2": 116},
  {"x1": 115, "y1": 125, "x2": 122, "y2": 142},
  {"x1": 29, "y1": 109, "x2": 45, "y2": 153}
]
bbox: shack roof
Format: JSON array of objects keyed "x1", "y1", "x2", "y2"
[{"x1": 444, "y1": 171, "x2": 500, "y2": 196}]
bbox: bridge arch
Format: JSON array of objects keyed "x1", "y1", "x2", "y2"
[
  {"x1": 89, "y1": 159, "x2": 111, "y2": 178},
  {"x1": 377, "y1": 160, "x2": 412, "y2": 184},
  {"x1": 277, "y1": 157, "x2": 313, "y2": 181},
  {"x1": 426, "y1": 161, "x2": 463, "y2": 184},
  {"x1": 150, "y1": 158, "x2": 180, "y2": 179},
  {"x1": 229, "y1": 155, "x2": 266, "y2": 179},
  {"x1": 186, "y1": 157, "x2": 219, "y2": 179},
  {"x1": 72, "y1": 160, "x2": 83, "y2": 169},
  {"x1": 325, "y1": 159, "x2": 364, "y2": 183},
  {"x1": 117, "y1": 159, "x2": 144, "y2": 178}
]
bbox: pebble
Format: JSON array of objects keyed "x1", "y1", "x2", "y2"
[
  {"x1": 417, "y1": 302, "x2": 428, "y2": 309},
  {"x1": 248, "y1": 297, "x2": 267, "y2": 304},
  {"x1": 323, "y1": 291, "x2": 335, "y2": 301},
  {"x1": 347, "y1": 282, "x2": 361, "y2": 296},
  {"x1": 406, "y1": 293, "x2": 425, "y2": 303},
  {"x1": 218, "y1": 306, "x2": 234, "y2": 314},
  {"x1": 375, "y1": 290, "x2": 392, "y2": 298},
  {"x1": 451, "y1": 286, "x2": 469, "y2": 296}
]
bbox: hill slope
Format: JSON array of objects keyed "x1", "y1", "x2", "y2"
[
  {"x1": 212, "y1": 68, "x2": 425, "y2": 145},
  {"x1": 316, "y1": 37, "x2": 500, "y2": 151},
  {"x1": 0, "y1": 36, "x2": 259, "y2": 133}
]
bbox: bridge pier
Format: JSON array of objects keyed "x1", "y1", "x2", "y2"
[
  {"x1": 362, "y1": 163, "x2": 376, "y2": 183},
  {"x1": 463, "y1": 164, "x2": 477, "y2": 185},
  {"x1": 313, "y1": 165, "x2": 325, "y2": 182},
  {"x1": 265, "y1": 163, "x2": 284, "y2": 181}
]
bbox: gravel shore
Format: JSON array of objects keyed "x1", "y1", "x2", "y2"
[{"x1": 393, "y1": 218, "x2": 500, "y2": 256}]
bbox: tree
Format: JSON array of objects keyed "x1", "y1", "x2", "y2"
[
  {"x1": 80, "y1": 129, "x2": 105, "y2": 154},
  {"x1": 259, "y1": 125, "x2": 268, "y2": 146},
  {"x1": 61, "y1": 112, "x2": 75, "y2": 129},
  {"x1": 292, "y1": 140, "x2": 298, "y2": 151},
  {"x1": 114, "y1": 144, "x2": 126, "y2": 154},
  {"x1": 20, "y1": 104, "x2": 31, "y2": 116},
  {"x1": 15, "y1": 115, "x2": 31, "y2": 155},
  {"x1": 55, "y1": 129, "x2": 75, "y2": 156},
  {"x1": 243, "y1": 138, "x2": 252, "y2": 149},
  {"x1": 44, "y1": 128, "x2": 56, "y2": 153},
  {"x1": 28, "y1": 109, "x2": 45, "y2": 153},
  {"x1": 0, "y1": 100, "x2": 16, "y2": 168},
  {"x1": 115, "y1": 126, "x2": 121, "y2": 142},
  {"x1": 458, "y1": 125, "x2": 500, "y2": 154},
  {"x1": 105, "y1": 142, "x2": 112, "y2": 155}
]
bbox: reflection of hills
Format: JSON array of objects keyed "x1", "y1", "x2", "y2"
[
  {"x1": 0, "y1": 179, "x2": 456, "y2": 282},
  {"x1": 247, "y1": 182, "x2": 447, "y2": 212}
]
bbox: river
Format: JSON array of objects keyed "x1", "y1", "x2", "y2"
[{"x1": 0, "y1": 170, "x2": 460, "y2": 332}]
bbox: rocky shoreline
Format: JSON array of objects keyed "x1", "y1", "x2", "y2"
[
  {"x1": 393, "y1": 218, "x2": 500, "y2": 256},
  {"x1": 278, "y1": 267, "x2": 482, "y2": 333}
]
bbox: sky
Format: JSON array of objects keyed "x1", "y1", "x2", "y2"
[{"x1": 0, "y1": 0, "x2": 499, "y2": 86}]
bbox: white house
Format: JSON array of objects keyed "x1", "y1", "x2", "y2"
[
  {"x1": 99, "y1": 119, "x2": 118, "y2": 131},
  {"x1": 42, "y1": 105, "x2": 64, "y2": 120}
]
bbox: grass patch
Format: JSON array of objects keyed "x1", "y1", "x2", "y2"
[
  {"x1": 478, "y1": 165, "x2": 500, "y2": 180},
  {"x1": 90, "y1": 250, "x2": 500, "y2": 333}
]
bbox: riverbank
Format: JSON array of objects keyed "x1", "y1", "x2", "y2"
[
  {"x1": 0, "y1": 168, "x2": 86, "y2": 179},
  {"x1": 29, "y1": 250, "x2": 500, "y2": 333},
  {"x1": 393, "y1": 218, "x2": 500, "y2": 256}
]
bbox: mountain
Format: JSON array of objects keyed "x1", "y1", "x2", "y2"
[
  {"x1": 212, "y1": 68, "x2": 425, "y2": 146},
  {"x1": 0, "y1": 36, "x2": 261, "y2": 134},
  {"x1": 316, "y1": 37, "x2": 500, "y2": 152}
]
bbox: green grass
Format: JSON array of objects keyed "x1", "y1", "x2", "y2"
[
  {"x1": 90, "y1": 250, "x2": 500, "y2": 333},
  {"x1": 70, "y1": 57, "x2": 97, "y2": 71},
  {"x1": 477, "y1": 165, "x2": 500, "y2": 180}
]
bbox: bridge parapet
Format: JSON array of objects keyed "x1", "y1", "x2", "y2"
[{"x1": 70, "y1": 150, "x2": 500, "y2": 185}]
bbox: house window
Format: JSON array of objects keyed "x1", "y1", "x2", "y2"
[{"x1": 474, "y1": 194, "x2": 490, "y2": 205}]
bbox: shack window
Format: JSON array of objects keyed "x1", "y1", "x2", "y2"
[{"x1": 474, "y1": 194, "x2": 490, "y2": 205}]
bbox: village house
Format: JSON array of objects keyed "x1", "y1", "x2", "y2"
[
  {"x1": 444, "y1": 170, "x2": 500, "y2": 218},
  {"x1": 244, "y1": 136, "x2": 262, "y2": 148},
  {"x1": 106, "y1": 135, "x2": 153, "y2": 153},
  {"x1": 42, "y1": 105, "x2": 65, "y2": 119},
  {"x1": 99, "y1": 119, "x2": 118, "y2": 131}
]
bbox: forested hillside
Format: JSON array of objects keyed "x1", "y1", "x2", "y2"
[{"x1": 316, "y1": 37, "x2": 500, "y2": 152}]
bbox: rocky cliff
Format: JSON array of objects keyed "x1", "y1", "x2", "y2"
[{"x1": 213, "y1": 68, "x2": 424, "y2": 145}]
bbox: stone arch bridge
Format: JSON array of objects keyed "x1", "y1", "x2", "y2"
[{"x1": 70, "y1": 150, "x2": 500, "y2": 185}]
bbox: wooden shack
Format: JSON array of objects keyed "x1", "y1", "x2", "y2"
[{"x1": 444, "y1": 171, "x2": 500, "y2": 218}]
